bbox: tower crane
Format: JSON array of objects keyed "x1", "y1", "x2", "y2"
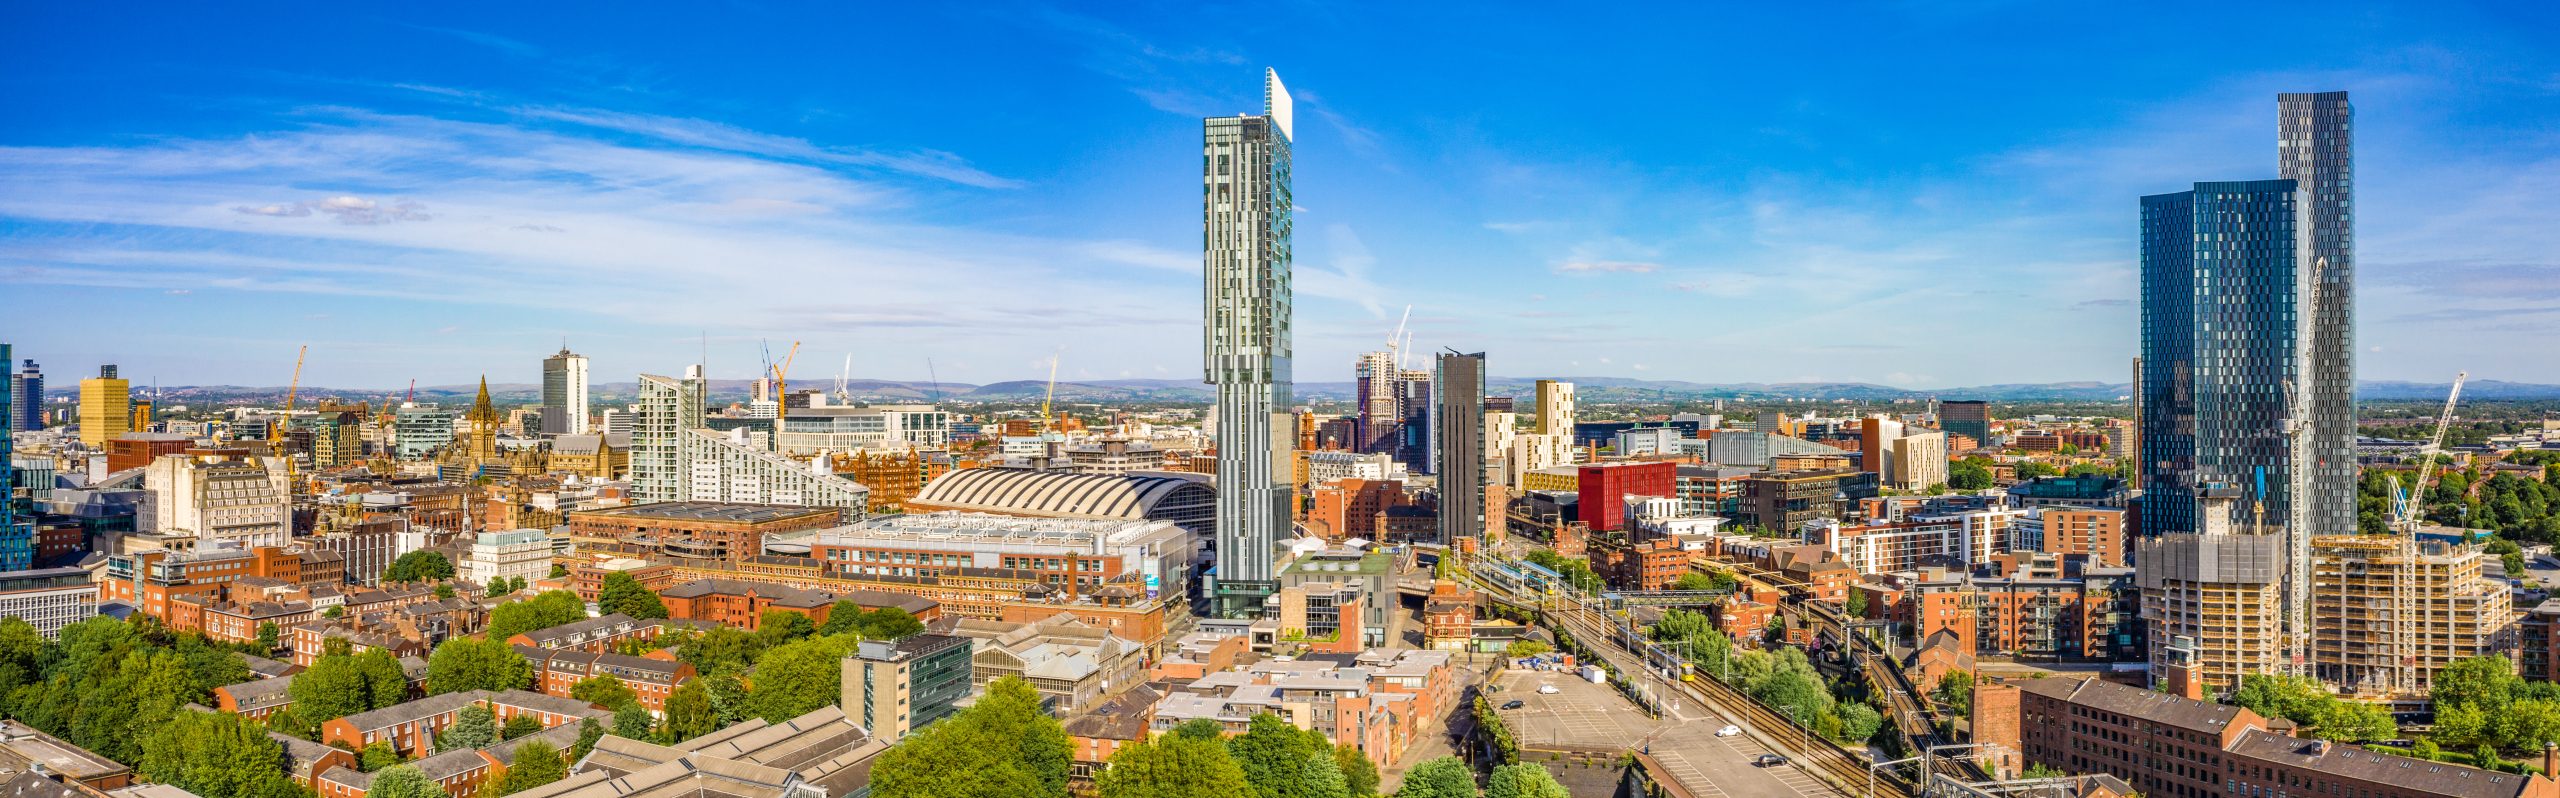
[
  {"x1": 835, "y1": 353, "x2": 851, "y2": 403},
  {"x1": 1041, "y1": 353, "x2": 1062, "y2": 432},
  {"x1": 272, "y1": 345, "x2": 307, "y2": 446},
  {"x1": 770, "y1": 340, "x2": 801, "y2": 421},
  {"x1": 1386, "y1": 305, "x2": 1412, "y2": 365},
  {"x1": 2396, "y1": 372, "x2": 2468, "y2": 534}
]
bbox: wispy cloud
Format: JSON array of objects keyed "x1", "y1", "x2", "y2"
[
  {"x1": 234, "y1": 195, "x2": 433, "y2": 224},
  {"x1": 513, "y1": 106, "x2": 1023, "y2": 189},
  {"x1": 1556, "y1": 260, "x2": 1658, "y2": 274}
]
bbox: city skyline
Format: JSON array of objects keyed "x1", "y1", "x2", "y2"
[{"x1": 4, "y1": 4, "x2": 2558, "y2": 388}]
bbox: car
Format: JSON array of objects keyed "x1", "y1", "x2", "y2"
[
  {"x1": 1501, "y1": 700, "x2": 1526, "y2": 710},
  {"x1": 1537, "y1": 685, "x2": 1560, "y2": 695},
  {"x1": 1754, "y1": 754, "x2": 1790, "y2": 768},
  {"x1": 1716, "y1": 725, "x2": 1742, "y2": 738}
]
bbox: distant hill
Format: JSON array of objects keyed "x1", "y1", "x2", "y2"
[{"x1": 49, "y1": 377, "x2": 2557, "y2": 406}]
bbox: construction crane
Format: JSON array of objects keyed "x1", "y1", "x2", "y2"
[
  {"x1": 272, "y1": 345, "x2": 308, "y2": 446},
  {"x1": 770, "y1": 340, "x2": 801, "y2": 421},
  {"x1": 1385, "y1": 305, "x2": 1412, "y2": 365},
  {"x1": 1041, "y1": 353, "x2": 1062, "y2": 432},
  {"x1": 2397, "y1": 371, "x2": 2469, "y2": 534},
  {"x1": 835, "y1": 353, "x2": 852, "y2": 404}
]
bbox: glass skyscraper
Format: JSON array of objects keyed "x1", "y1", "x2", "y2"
[
  {"x1": 2139, "y1": 180, "x2": 2309, "y2": 538},
  {"x1": 1203, "y1": 69, "x2": 1295, "y2": 617},
  {"x1": 0, "y1": 344, "x2": 28, "y2": 571},
  {"x1": 2278, "y1": 92, "x2": 2357, "y2": 544}
]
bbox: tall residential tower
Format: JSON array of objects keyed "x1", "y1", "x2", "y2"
[
  {"x1": 542, "y1": 345, "x2": 591, "y2": 436},
  {"x1": 2277, "y1": 91, "x2": 2357, "y2": 547},
  {"x1": 1203, "y1": 68, "x2": 1295, "y2": 616}
]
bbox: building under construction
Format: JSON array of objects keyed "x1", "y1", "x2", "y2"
[
  {"x1": 2136, "y1": 486, "x2": 2285, "y2": 698},
  {"x1": 2311, "y1": 533, "x2": 2513, "y2": 706}
]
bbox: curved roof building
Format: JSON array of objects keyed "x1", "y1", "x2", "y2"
[{"x1": 907, "y1": 469, "x2": 1214, "y2": 534}]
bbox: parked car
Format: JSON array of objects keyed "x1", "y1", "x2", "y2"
[
  {"x1": 1501, "y1": 700, "x2": 1526, "y2": 710},
  {"x1": 1537, "y1": 685, "x2": 1560, "y2": 695},
  {"x1": 1716, "y1": 725, "x2": 1742, "y2": 738},
  {"x1": 1754, "y1": 754, "x2": 1790, "y2": 768}
]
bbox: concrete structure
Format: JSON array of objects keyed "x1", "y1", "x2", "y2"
[
  {"x1": 0, "y1": 567, "x2": 98, "y2": 638},
  {"x1": 905, "y1": 468, "x2": 1214, "y2": 536},
  {"x1": 460, "y1": 528, "x2": 553, "y2": 587},
  {"x1": 1578, "y1": 461, "x2": 1676, "y2": 534},
  {"x1": 139, "y1": 450, "x2": 290, "y2": 549},
  {"x1": 0, "y1": 720, "x2": 132, "y2": 790},
  {"x1": 1272, "y1": 545, "x2": 1392, "y2": 645},
  {"x1": 2311, "y1": 535, "x2": 2513, "y2": 703},
  {"x1": 1532, "y1": 379, "x2": 1575, "y2": 435},
  {"x1": 839, "y1": 633, "x2": 972, "y2": 743},
  {"x1": 946, "y1": 615, "x2": 1144, "y2": 714},
  {"x1": 1063, "y1": 439, "x2": 1165, "y2": 475},
  {"x1": 77, "y1": 365, "x2": 129, "y2": 447},
  {"x1": 2020, "y1": 506, "x2": 2130, "y2": 566},
  {"x1": 1982, "y1": 675, "x2": 2556, "y2": 798},
  {"x1": 503, "y1": 706, "x2": 886, "y2": 798},
  {"x1": 631, "y1": 369, "x2": 707, "y2": 504},
  {"x1": 812, "y1": 512, "x2": 1191, "y2": 601},
  {"x1": 1150, "y1": 649, "x2": 1454, "y2": 768},
  {"x1": 541, "y1": 345, "x2": 590, "y2": 436},
  {"x1": 1433, "y1": 352, "x2": 1486, "y2": 548},
  {"x1": 392, "y1": 403, "x2": 455, "y2": 459},
  {"x1": 2134, "y1": 489, "x2": 2283, "y2": 697},
  {"x1": 567, "y1": 502, "x2": 843, "y2": 565},
  {"x1": 774, "y1": 403, "x2": 949, "y2": 455},
  {"x1": 1202, "y1": 68, "x2": 1297, "y2": 616},
  {"x1": 1861, "y1": 416, "x2": 1949, "y2": 492}
]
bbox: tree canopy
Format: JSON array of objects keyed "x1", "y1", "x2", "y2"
[
  {"x1": 571, "y1": 674, "x2": 643, "y2": 713},
  {"x1": 425, "y1": 637, "x2": 533, "y2": 695},
  {"x1": 1096, "y1": 735, "x2": 1251, "y2": 798},
  {"x1": 597, "y1": 572, "x2": 669, "y2": 620},
  {"x1": 383, "y1": 551, "x2": 455, "y2": 584},
  {"x1": 367, "y1": 765, "x2": 445, "y2": 798},
  {"x1": 868, "y1": 677, "x2": 1070, "y2": 798},
  {"x1": 1393, "y1": 757, "x2": 1477, "y2": 798},
  {"x1": 820, "y1": 605, "x2": 926, "y2": 640},
  {"x1": 744, "y1": 634, "x2": 860, "y2": 723},
  {"x1": 486, "y1": 590, "x2": 591, "y2": 641}
]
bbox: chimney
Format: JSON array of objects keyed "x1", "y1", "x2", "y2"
[{"x1": 2543, "y1": 743, "x2": 2555, "y2": 778}]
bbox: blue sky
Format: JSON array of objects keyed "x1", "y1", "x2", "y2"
[{"x1": 4, "y1": 2, "x2": 2556, "y2": 390}]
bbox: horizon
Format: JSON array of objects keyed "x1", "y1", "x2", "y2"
[{"x1": 4, "y1": 4, "x2": 2556, "y2": 387}]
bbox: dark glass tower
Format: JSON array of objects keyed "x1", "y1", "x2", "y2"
[
  {"x1": 2278, "y1": 92, "x2": 2356, "y2": 542},
  {"x1": 2139, "y1": 180, "x2": 2309, "y2": 537},
  {"x1": 0, "y1": 344, "x2": 27, "y2": 571},
  {"x1": 1433, "y1": 352, "x2": 1486, "y2": 546}
]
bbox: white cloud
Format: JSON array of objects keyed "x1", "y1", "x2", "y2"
[{"x1": 1556, "y1": 260, "x2": 1658, "y2": 274}]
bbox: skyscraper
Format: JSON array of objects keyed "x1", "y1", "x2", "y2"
[
  {"x1": 631, "y1": 368, "x2": 707, "y2": 504},
  {"x1": 1203, "y1": 68, "x2": 1295, "y2": 616},
  {"x1": 0, "y1": 344, "x2": 27, "y2": 571},
  {"x1": 2139, "y1": 180, "x2": 2309, "y2": 538},
  {"x1": 1938, "y1": 400, "x2": 1989, "y2": 448},
  {"x1": 1354, "y1": 351, "x2": 1399, "y2": 452},
  {"x1": 1434, "y1": 352, "x2": 1486, "y2": 547},
  {"x1": 542, "y1": 345, "x2": 591, "y2": 436},
  {"x1": 2278, "y1": 91, "x2": 2357, "y2": 546},
  {"x1": 77, "y1": 365, "x2": 129, "y2": 447},
  {"x1": 8, "y1": 357, "x2": 38, "y2": 432}
]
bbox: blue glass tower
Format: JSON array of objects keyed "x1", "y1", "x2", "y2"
[
  {"x1": 2138, "y1": 181, "x2": 2310, "y2": 538},
  {"x1": 0, "y1": 344, "x2": 29, "y2": 571}
]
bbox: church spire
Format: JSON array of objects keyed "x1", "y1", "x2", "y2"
[{"x1": 471, "y1": 376, "x2": 497, "y2": 422}]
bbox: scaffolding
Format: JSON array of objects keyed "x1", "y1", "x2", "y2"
[{"x1": 2312, "y1": 534, "x2": 2511, "y2": 704}]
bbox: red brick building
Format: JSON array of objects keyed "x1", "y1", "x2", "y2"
[
  {"x1": 658, "y1": 579, "x2": 839, "y2": 630},
  {"x1": 1578, "y1": 461, "x2": 1677, "y2": 533},
  {"x1": 520, "y1": 647, "x2": 695, "y2": 713},
  {"x1": 1308, "y1": 478, "x2": 1410, "y2": 540},
  {"x1": 565, "y1": 502, "x2": 844, "y2": 564}
]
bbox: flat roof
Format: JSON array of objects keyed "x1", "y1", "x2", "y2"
[{"x1": 575, "y1": 502, "x2": 838, "y2": 523}]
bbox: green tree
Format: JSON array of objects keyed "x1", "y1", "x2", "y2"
[
  {"x1": 355, "y1": 649, "x2": 408, "y2": 708},
  {"x1": 1332, "y1": 744, "x2": 1379, "y2": 798},
  {"x1": 256, "y1": 622, "x2": 281, "y2": 654},
  {"x1": 1948, "y1": 460, "x2": 1994, "y2": 491},
  {"x1": 366, "y1": 765, "x2": 445, "y2": 798},
  {"x1": 289, "y1": 650, "x2": 373, "y2": 723},
  {"x1": 485, "y1": 590, "x2": 590, "y2": 642},
  {"x1": 495, "y1": 740, "x2": 567, "y2": 796},
  {"x1": 662, "y1": 680, "x2": 719, "y2": 742},
  {"x1": 1393, "y1": 757, "x2": 1477, "y2": 798},
  {"x1": 963, "y1": 677, "x2": 1072, "y2": 795},
  {"x1": 434, "y1": 584, "x2": 457, "y2": 600},
  {"x1": 743, "y1": 634, "x2": 859, "y2": 722},
  {"x1": 1231, "y1": 714, "x2": 1322, "y2": 798},
  {"x1": 597, "y1": 572, "x2": 669, "y2": 620},
  {"x1": 502, "y1": 715, "x2": 542, "y2": 741},
  {"x1": 676, "y1": 626, "x2": 767, "y2": 675},
  {"x1": 853, "y1": 607, "x2": 926, "y2": 640},
  {"x1": 437, "y1": 705, "x2": 498, "y2": 753},
  {"x1": 2436, "y1": 655, "x2": 2519, "y2": 713},
  {"x1": 755, "y1": 610, "x2": 816, "y2": 646},
  {"x1": 1846, "y1": 588, "x2": 1869, "y2": 617},
  {"x1": 570, "y1": 717, "x2": 605, "y2": 760},
  {"x1": 614, "y1": 705, "x2": 656, "y2": 742},
  {"x1": 360, "y1": 741, "x2": 405, "y2": 772},
  {"x1": 135, "y1": 710, "x2": 313, "y2": 798},
  {"x1": 426, "y1": 638, "x2": 533, "y2": 695},
  {"x1": 384, "y1": 551, "x2": 456, "y2": 584},
  {"x1": 2014, "y1": 462, "x2": 2057, "y2": 480},
  {"x1": 868, "y1": 681, "x2": 1062, "y2": 798},
  {"x1": 1484, "y1": 764, "x2": 1567, "y2": 798},
  {"x1": 1095, "y1": 735, "x2": 1251, "y2": 798},
  {"x1": 570, "y1": 674, "x2": 642, "y2": 712},
  {"x1": 1296, "y1": 753, "x2": 1351, "y2": 798},
  {"x1": 1501, "y1": 640, "x2": 1551, "y2": 659},
  {"x1": 1171, "y1": 718, "x2": 1226, "y2": 741},
  {"x1": 1933, "y1": 671, "x2": 1975, "y2": 719}
]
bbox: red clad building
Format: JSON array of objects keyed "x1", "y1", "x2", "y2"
[{"x1": 1578, "y1": 461, "x2": 1677, "y2": 533}]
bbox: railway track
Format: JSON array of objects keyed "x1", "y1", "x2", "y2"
[{"x1": 1536, "y1": 587, "x2": 1914, "y2": 797}]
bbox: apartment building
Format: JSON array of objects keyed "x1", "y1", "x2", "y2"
[{"x1": 520, "y1": 647, "x2": 696, "y2": 713}]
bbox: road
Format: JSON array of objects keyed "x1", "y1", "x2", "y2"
[{"x1": 1496, "y1": 669, "x2": 1842, "y2": 798}]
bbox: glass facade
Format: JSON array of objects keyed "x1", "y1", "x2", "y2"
[
  {"x1": 2139, "y1": 180, "x2": 2309, "y2": 538},
  {"x1": 2278, "y1": 91, "x2": 2357, "y2": 542},
  {"x1": 0, "y1": 344, "x2": 26, "y2": 571},
  {"x1": 1204, "y1": 69, "x2": 1296, "y2": 614}
]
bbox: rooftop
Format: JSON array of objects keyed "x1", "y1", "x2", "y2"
[
  {"x1": 0, "y1": 721, "x2": 131, "y2": 781},
  {"x1": 574, "y1": 502, "x2": 840, "y2": 524}
]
